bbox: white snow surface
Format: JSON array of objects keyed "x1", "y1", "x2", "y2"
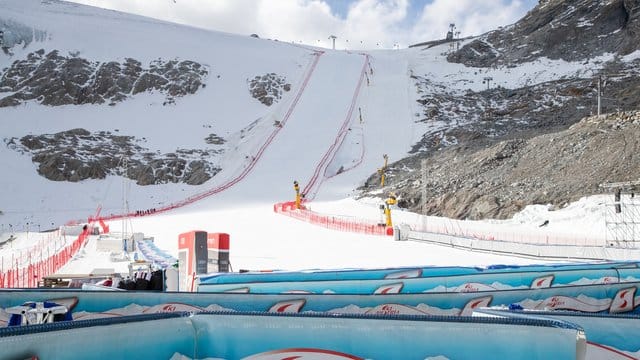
[{"x1": 0, "y1": 0, "x2": 615, "y2": 275}]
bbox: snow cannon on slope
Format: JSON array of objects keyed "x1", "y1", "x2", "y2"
[
  {"x1": 378, "y1": 192, "x2": 397, "y2": 236},
  {"x1": 293, "y1": 180, "x2": 306, "y2": 210}
]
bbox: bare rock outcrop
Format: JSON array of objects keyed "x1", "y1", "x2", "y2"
[
  {"x1": 5, "y1": 128, "x2": 225, "y2": 185},
  {"x1": 448, "y1": 0, "x2": 640, "y2": 67},
  {"x1": 376, "y1": 111, "x2": 640, "y2": 220},
  {"x1": 0, "y1": 50, "x2": 208, "y2": 107},
  {"x1": 249, "y1": 73, "x2": 291, "y2": 106}
]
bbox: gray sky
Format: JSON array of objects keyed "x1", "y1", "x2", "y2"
[{"x1": 68, "y1": 0, "x2": 537, "y2": 49}]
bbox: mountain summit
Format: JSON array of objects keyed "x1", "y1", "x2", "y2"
[
  {"x1": 449, "y1": 0, "x2": 640, "y2": 67},
  {"x1": 381, "y1": 0, "x2": 640, "y2": 219}
]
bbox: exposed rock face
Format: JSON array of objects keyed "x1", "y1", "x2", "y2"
[
  {"x1": 372, "y1": 111, "x2": 640, "y2": 220},
  {"x1": 622, "y1": 0, "x2": 640, "y2": 53},
  {"x1": 5, "y1": 128, "x2": 224, "y2": 185},
  {"x1": 249, "y1": 73, "x2": 291, "y2": 106},
  {"x1": 0, "y1": 50, "x2": 208, "y2": 107},
  {"x1": 383, "y1": 0, "x2": 640, "y2": 219},
  {"x1": 411, "y1": 59, "x2": 640, "y2": 155},
  {"x1": 448, "y1": 0, "x2": 640, "y2": 67}
]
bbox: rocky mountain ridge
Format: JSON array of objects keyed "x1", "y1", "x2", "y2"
[
  {"x1": 410, "y1": 55, "x2": 640, "y2": 155},
  {"x1": 449, "y1": 0, "x2": 640, "y2": 67},
  {"x1": 0, "y1": 49, "x2": 208, "y2": 107},
  {"x1": 2, "y1": 0, "x2": 639, "y2": 221},
  {"x1": 361, "y1": 0, "x2": 640, "y2": 219},
  {"x1": 381, "y1": 110, "x2": 640, "y2": 220}
]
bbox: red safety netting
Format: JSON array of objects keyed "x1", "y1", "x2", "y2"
[
  {"x1": 0, "y1": 51, "x2": 327, "y2": 288},
  {"x1": 274, "y1": 201, "x2": 392, "y2": 236},
  {"x1": 0, "y1": 227, "x2": 89, "y2": 288}
]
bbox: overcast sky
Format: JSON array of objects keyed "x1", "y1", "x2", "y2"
[{"x1": 68, "y1": 0, "x2": 538, "y2": 49}]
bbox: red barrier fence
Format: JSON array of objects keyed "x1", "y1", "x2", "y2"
[
  {"x1": 0, "y1": 228, "x2": 89, "y2": 288},
  {"x1": 301, "y1": 54, "x2": 369, "y2": 201},
  {"x1": 274, "y1": 202, "x2": 391, "y2": 236},
  {"x1": 0, "y1": 50, "x2": 326, "y2": 288},
  {"x1": 275, "y1": 201, "x2": 606, "y2": 249},
  {"x1": 94, "y1": 51, "x2": 326, "y2": 225}
]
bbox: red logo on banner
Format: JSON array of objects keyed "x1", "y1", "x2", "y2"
[{"x1": 162, "y1": 304, "x2": 177, "y2": 312}]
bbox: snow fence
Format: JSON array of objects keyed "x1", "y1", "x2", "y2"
[
  {"x1": 0, "y1": 226, "x2": 89, "y2": 288},
  {"x1": 274, "y1": 201, "x2": 391, "y2": 236}
]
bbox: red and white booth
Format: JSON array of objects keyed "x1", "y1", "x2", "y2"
[{"x1": 178, "y1": 230, "x2": 230, "y2": 292}]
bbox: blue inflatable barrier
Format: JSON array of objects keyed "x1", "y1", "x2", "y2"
[
  {"x1": 1, "y1": 280, "x2": 639, "y2": 322},
  {"x1": 197, "y1": 267, "x2": 640, "y2": 294},
  {"x1": 474, "y1": 308, "x2": 640, "y2": 359},
  {"x1": 197, "y1": 263, "x2": 640, "y2": 295},
  {"x1": 199, "y1": 261, "x2": 640, "y2": 285},
  {"x1": 0, "y1": 311, "x2": 586, "y2": 360}
]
